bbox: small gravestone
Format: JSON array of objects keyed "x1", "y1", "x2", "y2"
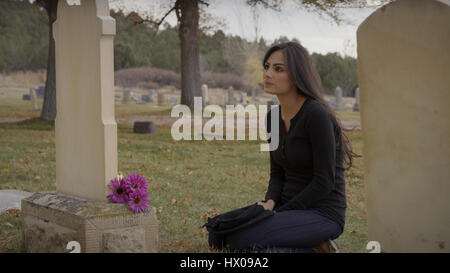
[
  {"x1": 157, "y1": 92, "x2": 165, "y2": 106},
  {"x1": 169, "y1": 97, "x2": 178, "y2": 104},
  {"x1": 331, "y1": 86, "x2": 344, "y2": 110},
  {"x1": 30, "y1": 88, "x2": 39, "y2": 110},
  {"x1": 227, "y1": 86, "x2": 235, "y2": 105},
  {"x1": 133, "y1": 121, "x2": 157, "y2": 134},
  {"x1": 122, "y1": 89, "x2": 132, "y2": 104},
  {"x1": 147, "y1": 90, "x2": 155, "y2": 102},
  {"x1": 240, "y1": 91, "x2": 248, "y2": 104},
  {"x1": 201, "y1": 84, "x2": 209, "y2": 105},
  {"x1": 353, "y1": 87, "x2": 360, "y2": 111},
  {"x1": 35, "y1": 86, "x2": 45, "y2": 98}
]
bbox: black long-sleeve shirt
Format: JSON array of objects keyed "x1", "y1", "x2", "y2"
[{"x1": 265, "y1": 97, "x2": 347, "y2": 230}]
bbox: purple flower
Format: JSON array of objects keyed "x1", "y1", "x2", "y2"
[
  {"x1": 126, "y1": 172, "x2": 148, "y2": 194},
  {"x1": 127, "y1": 191, "x2": 150, "y2": 213},
  {"x1": 107, "y1": 177, "x2": 129, "y2": 203}
]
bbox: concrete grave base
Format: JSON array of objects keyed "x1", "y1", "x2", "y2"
[{"x1": 21, "y1": 191, "x2": 158, "y2": 253}]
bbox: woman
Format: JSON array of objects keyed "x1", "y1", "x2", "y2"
[{"x1": 225, "y1": 42, "x2": 356, "y2": 253}]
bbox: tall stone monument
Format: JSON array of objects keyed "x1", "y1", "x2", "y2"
[
  {"x1": 21, "y1": 0, "x2": 158, "y2": 253},
  {"x1": 357, "y1": 0, "x2": 450, "y2": 252}
]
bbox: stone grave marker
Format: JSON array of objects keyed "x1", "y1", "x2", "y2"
[
  {"x1": 357, "y1": 0, "x2": 450, "y2": 252},
  {"x1": 353, "y1": 87, "x2": 360, "y2": 111},
  {"x1": 227, "y1": 86, "x2": 235, "y2": 105},
  {"x1": 36, "y1": 85, "x2": 45, "y2": 98},
  {"x1": 134, "y1": 121, "x2": 157, "y2": 134},
  {"x1": 331, "y1": 86, "x2": 344, "y2": 111},
  {"x1": 122, "y1": 89, "x2": 132, "y2": 104},
  {"x1": 21, "y1": 0, "x2": 158, "y2": 253},
  {"x1": 157, "y1": 92, "x2": 165, "y2": 106},
  {"x1": 202, "y1": 84, "x2": 209, "y2": 105},
  {"x1": 30, "y1": 88, "x2": 39, "y2": 110}
]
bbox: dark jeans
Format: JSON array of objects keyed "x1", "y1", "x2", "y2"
[{"x1": 224, "y1": 209, "x2": 343, "y2": 253}]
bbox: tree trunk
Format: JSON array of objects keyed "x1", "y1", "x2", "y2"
[
  {"x1": 178, "y1": 0, "x2": 201, "y2": 109},
  {"x1": 40, "y1": 0, "x2": 58, "y2": 121}
]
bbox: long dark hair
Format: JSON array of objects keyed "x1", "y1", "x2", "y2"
[{"x1": 263, "y1": 42, "x2": 358, "y2": 169}]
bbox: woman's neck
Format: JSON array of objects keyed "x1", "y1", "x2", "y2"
[{"x1": 277, "y1": 92, "x2": 307, "y2": 121}]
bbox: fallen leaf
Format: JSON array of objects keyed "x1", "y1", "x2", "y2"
[
  {"x1": 3, "y1": 222, "x2": 14, "y2": 228},
  {"x1": 171, "y1": 199, "x2": 178, "y2": 206},
  {"x1": 201, "y1": 213, "x2": 208, "y2": 221}
]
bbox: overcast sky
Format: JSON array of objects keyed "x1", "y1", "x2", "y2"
[{"x1": 110, "y1": 0, "x2": 380, "y2": 58}]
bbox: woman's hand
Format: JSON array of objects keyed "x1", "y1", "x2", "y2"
[{"x1": 258, "y1": 199, "x2": 275, "y2": 211}]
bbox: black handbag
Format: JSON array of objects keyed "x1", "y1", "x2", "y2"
[{"x1": 202, "y1": 203, "x2": 274, "y2": 250}]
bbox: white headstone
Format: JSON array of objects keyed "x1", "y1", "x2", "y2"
[
  {"x1": 53, "y1": 0, "x2": 117, "y2": 201},
  {"x1": 201, "y1": 84, "x2": 209, "y2": 105},
  {"x1": 30, "y1": 88, "x2": 39, "y2": 110}
]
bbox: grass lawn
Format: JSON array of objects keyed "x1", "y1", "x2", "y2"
[{"x1": 0, "y1": 116, "x2": 367, "y2": 253}]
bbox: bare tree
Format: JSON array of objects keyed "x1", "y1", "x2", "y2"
[{"x1": 35, "y1": 0, "x2": 58, "y2": 121}]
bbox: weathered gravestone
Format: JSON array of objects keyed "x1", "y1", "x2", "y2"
[
  {"x1": 169, "y1": 96, "x2": 178, "y2": 104},
  {"x1": 21, "y1": 0, "x2": 158, "y2": 253},
  {"x1": 157, "y1": 92, "x2": 165, "y2": 106},
  {"x1": 141, "y1": 89, "x2": 154, "y2": 103},
  {"x1": 141, "y1": 94, "x2": 150, "y2": 102},
  {"x1": 148, "y1": 89, "x2": 155, "y2": 102},
  {"x1": 122, "y1": 89, "x2": 132, "y2": 104},
  {"x1": 331, "y1": 86, "x2": 344, "y2": 111},
  {"x1": 227, "y1": 86, "x2": 235, "y2": 105},
  {"x1": 353, "y1": 87, "x2": 360, "y2": 111},
  {"x1": 201, "y1": 84, "x2": 209, "y2": 105},
  {"x1": 239, "y1": 91, "x2": 248, "y2": 104},
  {"x1": 35, "y1": 86, "x2": 45, "y2": 99},
  {"x1": 357, "y1": 0, "x2": 450, "y2": 252},
  {"x1": 30, "y1": 88, "x2": 39, "y2": 111},
  {"x1": 134, "y1": 121, "x2": 157, "y2": 134}
]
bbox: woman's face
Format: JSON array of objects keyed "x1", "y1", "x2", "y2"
[{"x1": 263, "y1": 50, "x2": 296, "y2": 96}]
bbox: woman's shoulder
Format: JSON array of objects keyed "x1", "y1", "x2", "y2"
[{"x1": 303, "y1": 99, "x2": 335, "y2": 125}]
